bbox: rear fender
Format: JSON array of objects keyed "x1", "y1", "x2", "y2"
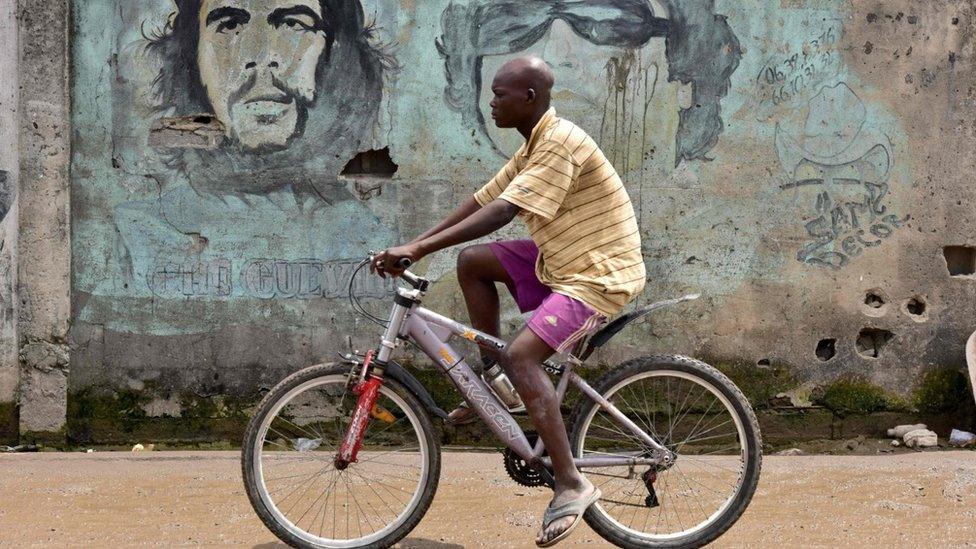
[{"x1": 580, "y1": 294, "x2": 701, "y2": 360}]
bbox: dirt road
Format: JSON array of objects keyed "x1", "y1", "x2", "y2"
[{"x1": 0, "y1": 451, "x2": 973, "y2": 547}]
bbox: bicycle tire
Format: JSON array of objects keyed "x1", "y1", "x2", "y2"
[
  {"x1": 569, "y1": 355, "x2": 762, "y2": 549},
  {"x1": 242, "y1": 363, "x2": 441, "y2": 549}
]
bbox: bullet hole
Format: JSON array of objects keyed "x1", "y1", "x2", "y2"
[
  {"x1": 905, "y1": 74, "x2": 915, "y2": 84},
  {"x1": 111, "y1": 157, "x2": 121, "y2": 169},
  {"x1": 949, "y1": 52, "x2": 956, "y2": 65},
  {"x1": 866, "y1": 13, "x2": 877, "y2": 23},
  {"x1": 901, "y1": 297, "x2": 928, "y2": 323},
  {"x1": 757, "y1": 358, "x2": 770, "y2": 367},
  {"x1": 864, "y1": 292, "x2": 885, "y2": 308},
  {"x1": 862, "y1": 289, "x2": 890, "y2": 317},
  {"x1": 863, "y1": 41, "x2": 874, "y2": 54},
  {"x1": 816, "y1": 339, "x2": 836, "y2": 361},
  {"x1": 855, "y1": 328, "x2": 894, "y2": 359},
  {"x1": 907, "y1": 15, "x2": 918, "y2": 24},
  {"x1": 952, "y1": 17, "x2": 959, "y2": 25},
  {"x1": 943, "y1": 246, "x2": 976, "y2": 276},
  {"x1": 341, "y1": 147, "x2": 398, "y2": 177}
]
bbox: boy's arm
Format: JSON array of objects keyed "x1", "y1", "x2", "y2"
[
  {"x1": 372, "y1": 199, "x2": 519, "y2": 276},
  {"x1": 407, "y1": 196, "x2": 481, "y2": 245}
]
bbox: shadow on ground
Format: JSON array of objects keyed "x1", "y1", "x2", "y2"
[
  {"x1": 253, "y1": 539, "x2": 463, "y2": 549},
  {"x1": 398, "y1": 539, "x2": 465, "y2": 548}
]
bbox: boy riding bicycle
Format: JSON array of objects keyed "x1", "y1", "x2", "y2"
[{"x1": 372, "y1": 55, "x2": 645, "y2": 547}]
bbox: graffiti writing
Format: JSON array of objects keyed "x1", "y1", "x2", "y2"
[
  {"x1": 149, "y1": 258, "x2": 234, "y2": 297},
  {"x1": 776, "y1": 83, "x2": 908, "y2": 271},
  {"x1": 148, "y1": 258, "x2": 395, "y2": 299},
  {"x1": 796, "y1": 186, "x2": 910, "y2": 270},
  {"x1": 756, "y1": 25, "x2": 841, "y2": 107}
]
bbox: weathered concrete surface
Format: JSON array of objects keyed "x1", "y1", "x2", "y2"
[
  {"x1": 0, "y1": 0, "x2": 19, "y2": 434},
  {"x1": 0, "y1": 451, "x2": 973, "y2": 547},
  {"x1": 16, "y1": 0, "x2": 71, "y2": 438},
  {"x1": 4, "y1": 0, "x2": 970, "y2": 440}
]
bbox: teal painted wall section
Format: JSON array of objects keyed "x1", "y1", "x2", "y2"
[{"x1": 69, "y1": 0, "x2": 974, "y2": 404}]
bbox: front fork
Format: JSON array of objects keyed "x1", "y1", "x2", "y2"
[
  {"x1": 334, "y1": 299, "x2": 411, "y2": 469},
  {"x1": 334, "y1": 351, "x2": 382, "y2": 469}
]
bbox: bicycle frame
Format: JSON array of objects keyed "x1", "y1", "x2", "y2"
[{"x1": 370, "y1": 285, "x2": 671, "y2": 469}]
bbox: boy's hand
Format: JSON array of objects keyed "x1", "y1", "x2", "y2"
[{"x1": 371, "y1": 244, "x2": 421, "y2": 278}]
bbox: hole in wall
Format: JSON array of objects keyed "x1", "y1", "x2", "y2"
[
  {"x1": 861, "y1": 288, "x2": 890, "y2": 317},
  {"x1": 855, "y1": 328, "x2": 894, "y2": 359},
  {"x1": 816, "y1": 338, "x2": 836, "y2": 361},
  {"x1": 905, "y1": 297, "x2": 926, "y2": 316},
  {"x1": 864, "y1": 292, "x2": 885, "y2": 308},
  {"x1": 943, "y1": 246, "x2": 976, "y2": 276},
  {"x1": 341, "y1": 147, "x2": 398, "y2": 177},
  {"x1": 756, "y1": 358, "x2": 770, "y2": 367}
]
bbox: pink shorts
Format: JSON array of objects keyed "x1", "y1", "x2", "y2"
[{"x1": 488, "y1": 240, "x2": 607, "y2": 354}]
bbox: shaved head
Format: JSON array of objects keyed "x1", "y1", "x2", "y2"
[
  {"x1": 489, "y1": 56, "x2": 555, "y2": 135},
  {"x1": 494, "y1": 56, "x2": 555, "y2": 102}
]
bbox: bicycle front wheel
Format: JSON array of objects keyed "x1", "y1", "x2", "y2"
[
  {"x1": 569, "y1": 355, "x2": 762, "y2": 548},
  {"x1": 242, "y1": 363, "x2": 440, "y2": 549}
]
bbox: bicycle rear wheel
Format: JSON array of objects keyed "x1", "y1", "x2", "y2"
[
  {"x1": 242, "y1": 363, "x2": 440, "y2": 549},
  {"x1": 569, "y1": 355, "x2": 761, "y2": 548}
]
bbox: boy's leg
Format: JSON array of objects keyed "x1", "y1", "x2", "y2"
[
  {"x1": 502, "y1": 327, "x2": 595, "y2": 546},
  {"x1": 447, "y1": 244, "x2": 517, "y2": 424},
  {"x1": 456, "y1": 244, "x2": 514, "y2": 360},
  {"x1": 451, "y1": 241, "x2": 549, "y2": 423}
]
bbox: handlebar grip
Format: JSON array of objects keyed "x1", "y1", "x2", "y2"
[{"x1": 396, "y1": 257, "x2": 413, "y2": 269}]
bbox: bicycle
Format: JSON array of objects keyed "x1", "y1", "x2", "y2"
[{"x1": 242, "y1": 254, "x2": 762, "y2": 548}]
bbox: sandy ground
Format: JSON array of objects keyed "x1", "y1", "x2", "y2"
[{"x1": 0, "y1": 450, "x2": 974, "y2": 548}]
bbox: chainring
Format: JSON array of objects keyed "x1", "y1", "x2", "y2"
[{"x1": 503, "y1": 432, "x2": 551, "y2": 487}]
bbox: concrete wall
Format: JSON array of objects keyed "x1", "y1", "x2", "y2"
[
  {"x1": 0, "y1": 0, "x2": 19, "y2": 437},
  {"x1": 15, "y1": 0, "x2": 972, "y2": 440},
  {"x1": 17, "y1": 0, "x2": 72, "y2": 438}
]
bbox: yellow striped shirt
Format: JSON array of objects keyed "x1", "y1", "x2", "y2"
[{"x1": 474, "y1": 108, "x2": 645, "y2": 316}]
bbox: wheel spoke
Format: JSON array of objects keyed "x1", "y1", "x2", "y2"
[
  {"x1": 576, "y1": 365, "x2": 757, "y2": 542},
  {"x1": 246, "y1": 372, "x2": 433, "y2": 546}
]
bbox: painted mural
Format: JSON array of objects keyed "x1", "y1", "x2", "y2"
[
  {"x1": 0, "y1": 171, "x2": 11, "y2": 222},
  {"x1": 74, "y1": 0, "x2": 399, "y2": 325},
  {"x1": 437, "y1": 0, "x2": 741, "y2": 170},
  {"x1": 69, "y1": 0, "x2": 916, "y2": 377}
]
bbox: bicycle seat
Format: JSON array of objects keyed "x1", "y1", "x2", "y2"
[{"x1": 578, "y1": 294, "x2": 700, "y2": 360}]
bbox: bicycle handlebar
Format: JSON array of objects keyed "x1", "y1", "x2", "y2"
[{"x1": 366, "y1": 253, "x2": 427, "y2": 291}]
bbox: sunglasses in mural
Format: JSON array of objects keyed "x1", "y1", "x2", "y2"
[{"x1": 437, "y1": 0, "x2": 741, "y2": 167}]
